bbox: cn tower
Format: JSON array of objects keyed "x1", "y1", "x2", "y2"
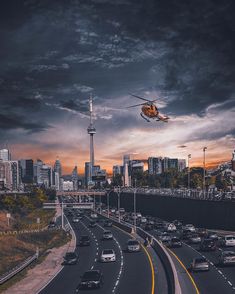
[{"x1": 87, "y1": 95, "x2": 96, "y2": 183}]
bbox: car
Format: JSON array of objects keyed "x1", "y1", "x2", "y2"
[
  {"x1": 63, "y1": 252, "x2": 78, "y2": 265},
  {"x1": 159, "y1": 233, "x2": 171, "y2": 244},
  {"x1": 48, "y1": 221, "x2": 56, "y2": 229},
  {"x1": 169, "y1": 237, "x2": 182, "y2": 248},
  {"x1": 219, "y1": 251, "x2": 235, "y2": 266},
  {"x1": 190, "y1": 257, "x2": 210, "y2": 272},
  {"x1": 184, "y1": 224, "x2": 196, "y2": 232},
  {"x1": 197, "y1": 228, "x2": 208, "y2": 237},
  {"x1": 89, "y1": 220, "x2": 97, "y2": 228},
  {"x1": 77, "y1": 270, "x2": 103, "y2": 290},
  {"x1": 90, "y1": 213, "x2": 98, "y2": 219},
  {"x1": 102, "y1": 230, "x2": 113, "y2": 240},
  {"x1": 127, "y1": 239, "x2": 141, "y2": 252},
  {"x1": 72, "y1": 217, "x2": 79, "y2": 223},
  {"x1": 200, "y1": 238, "x2": 216, "y2": 251},
  {"x1": 166, "y1": 223, "x2": 177, "y2": 232},
  {"x1": 104, "y1": 220, "x2": 113, "y2": 227},
  {"x1": 141, "y1": 217, "x2": 147, "y2": 224},
  {"x1": 207, "y1": 232, "x2": 219, "y2": 241},
  {"x1": 188, "y1": 234, "x2": 201, "y2": 244},
  {"x1": 100, "y1": 249, "x2": 116, "y2": 262},
  {"x1": 78, "y1": 235, "x2": 90, "y2": 246},
  {"x1": 144, "y1": 223, "x2": 154, "y2": 231},
  {"x1": 221, "y1": 235, "x2": 235, "y2": 247}
]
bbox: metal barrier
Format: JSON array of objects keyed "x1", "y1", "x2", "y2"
[
  {"x1": 0, "y1": 251, "x2": 39, "y2": 285},
  {"x1": 137, "y1": 227, "x2": 181, "y2": 294}
]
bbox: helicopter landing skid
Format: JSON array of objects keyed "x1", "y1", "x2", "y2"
[{"x1": 140, "y1": 113, "x2": 150, "y2": 122}]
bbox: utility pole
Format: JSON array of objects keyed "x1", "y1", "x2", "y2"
[
  {"x1": 118, "y1": 186, "x2": 121, "y2": 223},
  {"x1": 62, "y1": 202, "x2": 64, "y2": 230},
  {"x1": 203, "y1": 147, "x2": 207, "y2": 198},
  {"x1": 188, "y1": 154, "x2": 191, "y2": 190},
  {"x1": 134, "y1": 179, "x2": 137, "y2": 232}
]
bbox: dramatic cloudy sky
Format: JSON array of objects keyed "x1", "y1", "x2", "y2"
[{"x1": 0, "y1": 0, "x2": 234, "y2": 174}]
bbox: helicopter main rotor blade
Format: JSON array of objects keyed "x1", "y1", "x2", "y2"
[
  {"x1": 126, "y1": 102, "x2": 146, "y2": 108},
  {"x1": 129, "y1": 93, "x2": 152, "y2": 102}
]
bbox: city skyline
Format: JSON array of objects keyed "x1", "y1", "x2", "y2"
[{"x1": 0, "y1": 1, "x2": 234, "y2": 174}]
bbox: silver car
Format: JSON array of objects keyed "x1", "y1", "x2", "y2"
[
  {"x1": 127, "y1": 239, "x2": 141, "y2": 252},
  {"x1": 190, "y1": 257, "x2": 209, "y2": 272},
  {"x1": 219, "y1": 251, "x2": 235, "y2": 266}
]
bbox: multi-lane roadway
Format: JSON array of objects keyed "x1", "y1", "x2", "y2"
[{"x1": 40, "y1": 211, "x2": 154, "y2": 294}]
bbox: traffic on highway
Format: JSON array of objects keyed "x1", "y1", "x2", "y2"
[
  {"x1": 40, "y1": 196, "x2": 154, "y2": 294},
  {"x1": 103, "y1": 204, "x2": 235, "y2": 294}
]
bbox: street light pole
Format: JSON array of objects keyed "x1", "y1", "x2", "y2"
[
  {"x1": 203, "y1": 147, "x2": 207, "y2": 198},
  {"x1": 62, "y1": 202, "x2": 64, "y2": 230},
  {"x1": 134, "y1": 179, "x2": 137, "y2": 232},
  {"x1": 99, "y1": 192, "x2": 101, "y2": 214},
  {"x1": 118, "y1": 186, "x2": 121, "y2": 223},
  {"x1": 188, "y1": 154, "x2": 191, "y2": 190},
  {"x1": 107, "y1": 190, "x2": 110, "y2": 218}
]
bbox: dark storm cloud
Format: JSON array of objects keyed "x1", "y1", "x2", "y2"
[
  {"x1": 0, "y1": 113, "x2": 49, "y2": 132},
  {"x1": 0, "y1": 0, "x2": 234, "y2": 139}
]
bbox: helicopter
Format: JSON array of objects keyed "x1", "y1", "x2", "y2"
[{"x1": 127, "y1": 94, "x2": 170, "y2": 123}]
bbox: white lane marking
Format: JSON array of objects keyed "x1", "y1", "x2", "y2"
[
  {"x1": 184, "y1": 242, "x2": 235, "y2": 289},
  {"x1": 80, "y1": 220, "x2": 99, "y2": 271},
  {"x1": 86, "y1": 216, "x2": 124, "y2": 294}
]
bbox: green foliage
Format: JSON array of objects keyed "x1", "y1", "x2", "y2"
[{"x1": 113, "y1": 174, "x2": 123, "y2": 186}]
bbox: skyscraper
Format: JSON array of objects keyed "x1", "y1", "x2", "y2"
[
  {"x1": 19, "y1": 159, "x2": 34, "y2": 183},
  {"x1": 87, "y1": 95, "x2": 96, "y2": 185},
  {"x1": 54, "y1": 158, "x2": 62, "y2": 177},
  {"x1": 72, "y1": 165, "x2": 79, "y2": 191},
  {"x1": 232, "y1": 150, "x2": 235, "y2": 171},
  {"x1": 148, "y1": 157, "x2": 162, "y2": 175},
  {"x1": 0, "y1": 149, "x2": 11, "y2": 161}
]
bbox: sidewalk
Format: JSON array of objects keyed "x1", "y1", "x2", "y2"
[{"x1": 3, "y1": 200, "x2": 76, "y2": 294}]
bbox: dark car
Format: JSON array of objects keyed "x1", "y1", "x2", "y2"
[
  {"x1": 200, "y1": 238, "x2": 216, "y2": 251},
  {"x1": 169, "y1": 237, "x2": 182, "y2": 248},
  {"x1": 144, "y1": 223, "x2": 154, "y2": 231},
  {"x1": 78, "y1": 235, "x2": 90, "y2": 246},
  {"x1": 76, "y1": 270, "x2": 103, "y2": 290},
  {"x1": 89, "y1": 220, "x2": 97, "y2": 228},
  {"x1": 104, "y1": 220, "x2": 113, "y2": 227},
  {"x1": 197, "y1": 228, "x2": 208, "y2": 237},
  {"x1": 63, "y1": 252, "x2": 78, "y2": 265},
  {"x1": 48, "y1": 221, "x2": 56, "y2": 229}
]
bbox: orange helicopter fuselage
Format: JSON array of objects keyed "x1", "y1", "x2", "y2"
[{"x1": 142, "y1": 104, "x2": 159, "y2": 118}]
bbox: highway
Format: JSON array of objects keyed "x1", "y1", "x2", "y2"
[
  {"x1": 104, "y1": 206, "x2": 235, "y2": 294},
  {"x1": 40, "y1": 211, "x2": 153, "y2": 294}
]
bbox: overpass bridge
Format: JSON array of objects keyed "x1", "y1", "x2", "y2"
[{"x1": 56, "y1": 190, "x2": 106, "y2": 197}]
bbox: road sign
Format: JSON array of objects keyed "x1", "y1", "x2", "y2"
[
  {"x1": 37, "y1": 218, "x2": 40, "y2": 224},
  {"x1": 6, "y1": 213, "x2": 11, "y2": 218}
]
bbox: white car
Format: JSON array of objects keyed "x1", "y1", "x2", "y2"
[
  {"x1": 222, "y1": 235, "x2": 235, "y2": 247},
  {"x1": 141, "y1": 217, "x2": 147, "y2": 223},
  {"x1": 127, "y1": 239, "x2": 141, "y2": 252},
  {"x1": 185, "y1": 224, "x2": 196, "y2": 232},
  {"x1": 100, "y1": 249, "x2": 116, "y2": 262},
  {"x1": 167, "y1": 223, "x2": 177, "y2": 232},
  {"x1": 72, "y1": 217, "x2": 79, "y2": 223}
]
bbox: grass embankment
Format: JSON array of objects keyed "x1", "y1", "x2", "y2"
[
  {"x1": 0, "y1": 189, "x2": 71, "y2": 292},
  {"x1": 0, "y1": 229, "x2": 71, "y2": 292}
]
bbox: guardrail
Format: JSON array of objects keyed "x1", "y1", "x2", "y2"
[
  {"x1": 0, "y1": 226, "x2": 62, "y2": 236},
  {"x1": 137, "y1": 227, "x2": 181, "y2": 294},
  {"x1": 0, "y1": 251, "x2": 39, "y2": 285},
  {"x1": 99, "y1": 212, "x2": 181, "y2": 294}
]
